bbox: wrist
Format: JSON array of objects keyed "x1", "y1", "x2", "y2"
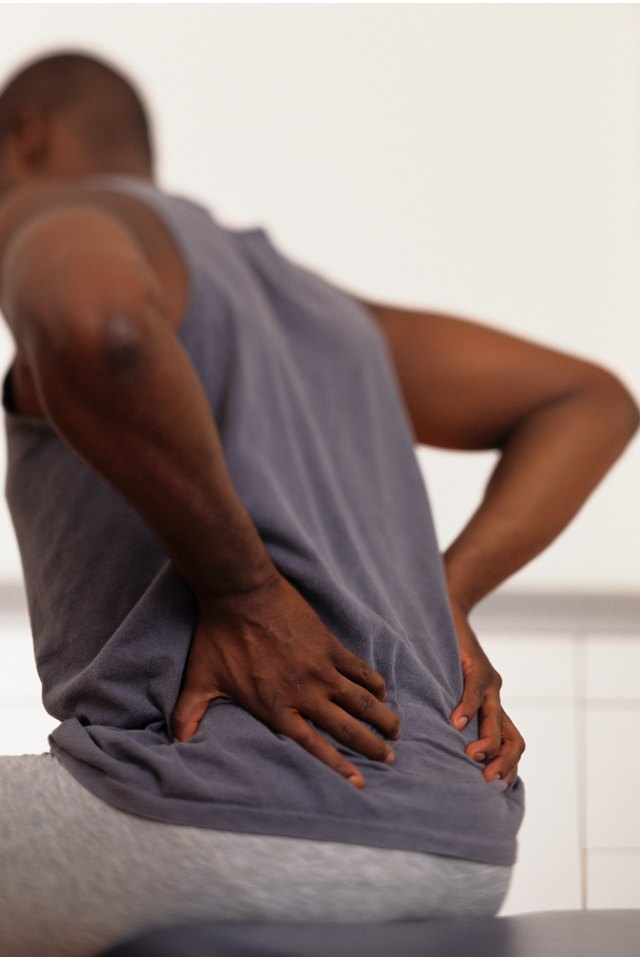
[
  {"x1": 196, "y1": 564, "x2": 282, "y2": 615},
  {"x1": 443, "y1": 543, "x2": 497, "y2": 615},
  {"x1": 443, "y1": 564, "x2": 477, "y2": 618}
]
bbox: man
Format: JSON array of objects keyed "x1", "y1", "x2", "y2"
[{"x1": 0, "y1": 52, "x2": 636, "y2": 954}]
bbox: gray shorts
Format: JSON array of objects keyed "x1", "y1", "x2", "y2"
[{"x1": 1, "y1": 753, "x2": 512, "y2": 956}]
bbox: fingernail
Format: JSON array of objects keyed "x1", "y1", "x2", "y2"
[
  {"x1": 475, "y1": 752, "x2": 487, "y2": 762},
  {"x1": 492, "y1": 773, "x2": 502, "y2": 781},
  {"x1": 454, "y1": 716, "x2": 468, "y2": 730},
  {"x1": 385, "y1": 748, "x2": 396, "y2": 765},
  {"x1": 348, "y1": 774, "x2": 363, "y2": 789}
]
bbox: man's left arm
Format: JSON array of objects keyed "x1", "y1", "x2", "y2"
[{"x1": 360, "y1": 299, "x2": 639, "y2": 782}]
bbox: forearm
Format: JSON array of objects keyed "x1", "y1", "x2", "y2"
[
  {"x1": 0, "y1": 202, "x2": 278, "y2": 601},
  {"x1": 444, "y1": 380, "x2": 639, "y2": 611},
  {"x1": 19, "y1": 306, "x2": 276, "y2": 603}
]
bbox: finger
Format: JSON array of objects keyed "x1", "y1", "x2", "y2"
[
  {"x1": 276, "y1": 710, "x2": 366, "y2": 788},
  {"x1": 450, "y1": 671, "x2": 487, "y2": 732},
  {"x1": 171, "y1": 686, "x2": 224, "y2": 742},
  {"x1": 503, "y1": 764, "x2": 519, "y2": 786},
  {"x1": 485, "y1": 762, "x2": 520, "y2": 787},
  {"x1": 483, "y1": 753, "x2": 520, "y2": 784},
  {"x1": 482, "y1": 716, "x2": 526, "y2": 784},
  {"x1": 464, "y1": 690, "x2": 503, "y2": 763},
  {"x1": 309, "y1": 701, "x2": 396, "y2": 765},
  {"x1": 332, "y1": 646, "x2": 388, "y2": 701},
  {"x1": 333, "y1": 679, "x2": 401, "y2": 740}
]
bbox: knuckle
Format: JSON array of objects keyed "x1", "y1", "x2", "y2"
[
  {"x1": 253, "y1": 677, "x2": 277, "y2": 705},
  {"x1": 291, "y1": 676, "x2": 307, "y2": 692},
  {"x1": 295, "y1": 730, "x2": 318, "y2": 753},
  {"x1": 357, "y1": 660, "x2": 373, "y2": 683},
  {"x1": 356, "y1": 690, "x2": 375, "y2": 714},
  {"x1": 357, "y1": 658, "x2": 384, "y2": 692},
  {"x1": 258, "y1": 692, "x2": 279, "y2": 715},
  {"x1": 329, "y1": 677, "x2": 348, "y2": 699},
  {"x1": 336, "y1": 723, "x2": 358, "y2": 746}
]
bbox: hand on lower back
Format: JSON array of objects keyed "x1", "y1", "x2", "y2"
[
  {"x1": 171, "y1": 573, "x2": 400, "y2": 788},
  {"x1": 448, "y1": 599, "x2": 525, "y2": 784}
]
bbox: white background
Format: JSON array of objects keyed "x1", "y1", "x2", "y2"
[
  {"x1": 0, "y1": 5, "x2": 639, "y2": 921},
  {"x1": 0, "y1": 3, "x2": 638, "y2": 590}
]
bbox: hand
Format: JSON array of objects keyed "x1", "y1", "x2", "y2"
[
  {"x1": 448, "y1": 599, "x2": 525, "y2": 784},
  {"x1": 171, "y1": 573, "x2": 401, "y2": 789}
]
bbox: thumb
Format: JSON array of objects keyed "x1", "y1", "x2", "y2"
[
  {"x1": 171, "y1": 686, "x2": 223, "y2": 742},
  {"x1": 450, "y1": 667, "x2": 484, "y2": 732}
]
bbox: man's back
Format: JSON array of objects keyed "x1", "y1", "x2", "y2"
[
  {"x1": 4, "y1": 176, "x2": 524, "y2": 863},
  {"x1": 4, "y1": 50, "x2": 638, "y2": 955}
]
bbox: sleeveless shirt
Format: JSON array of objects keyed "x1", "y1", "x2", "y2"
[{"x1": 3, "y1": 176, "x2": 524, "y2": 864}]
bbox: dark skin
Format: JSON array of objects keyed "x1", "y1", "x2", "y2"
[{"x1": 0, "y1": 104, "x2": 637, "y2": 791}]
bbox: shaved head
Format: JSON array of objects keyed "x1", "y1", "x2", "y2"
[{"x1": 0, "y1": 51, "x2": 154, "y2": 174}]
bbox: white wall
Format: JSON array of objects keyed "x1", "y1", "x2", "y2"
[{"x1": 1, "y1": 4, "x2": 638, "y2": 589}]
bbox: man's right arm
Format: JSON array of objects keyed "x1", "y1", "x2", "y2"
[{"x1": 0, "y1": 201, "x2": 399, "y2": 787}]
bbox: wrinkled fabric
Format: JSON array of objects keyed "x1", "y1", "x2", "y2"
[{"x1": 3, "y1": 176, "x2": 523, "y2": 864}]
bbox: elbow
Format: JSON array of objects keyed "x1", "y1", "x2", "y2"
[
  {"x1": 95, "y1": 310, "x2": 152, "y2": 378},
  {"x1": 620, "y1": 387, "x2": 640, "y2": 442},
  {"x1": 36, "y1": 309, "x2": 150, "y2": 382},
  {"x1": 583, "y1": 366, "x2": 640, "y2": 449},
  {"x1": 28, "y1": 287, "x2": 158, "y2": 385},
  {"x1": 23, "y1": 305, "x2": 155, "y2": 421}
]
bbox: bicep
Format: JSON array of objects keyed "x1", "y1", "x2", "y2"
[{"x1": 361, "y1": 299, "x2": 612, "y2": 450}]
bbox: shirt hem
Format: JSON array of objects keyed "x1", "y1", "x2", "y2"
[{"x1": 50, "y1": 744, "x2": 519, "y2": 867}]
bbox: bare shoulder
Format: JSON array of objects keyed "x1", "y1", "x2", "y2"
[
  {"x1": 0, "y1": 181, "x2": 188, "y2": 418},
  {"x1": 0, "y1": 180, "x2": 188, "y2": 329}
]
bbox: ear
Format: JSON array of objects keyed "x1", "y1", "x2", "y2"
[{"x1": 8, "y1": 106, "x2": 51, "y2": 173}]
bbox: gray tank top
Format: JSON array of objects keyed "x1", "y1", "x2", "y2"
[{"x1": 3, "y1": 177, "x2": 523, "y2": 864}]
